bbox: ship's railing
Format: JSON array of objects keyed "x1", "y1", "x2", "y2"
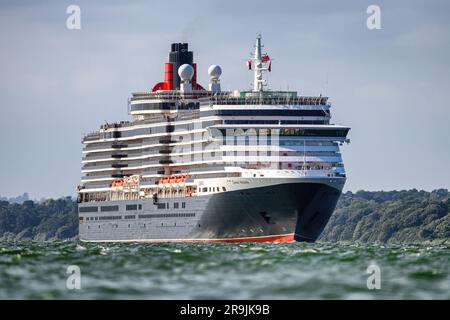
[
  {"x1": 130, "y1": 91, "x2": 329, "y2": 106},
  {"x1": 131, "y1": 90, "x2": 214, "y2": 101},
  {"x1": 81, "y1": 174, "x2": 114, "y2": 181},
  {"x1": 78, "y1": 185, "x2": 196, "y2": 203},
  {"x1": 94, "y1": 113, "x2": 201, "y2": 132},
  {"x1": 84, "y1": 132, "x2": 102, "y2": 141},
  {"x1": 210, "y1": 96, "x2": 329, "y2": 106}
]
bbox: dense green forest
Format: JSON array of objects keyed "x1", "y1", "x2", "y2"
[
  {"x1": 0, "y1": 189, "x2": 449, "y2": 243},
  {"x1": 319, "y1": 189, "x2": 450, "y2": 243},
  {"x1": 0, "y1": 197, "x2": 78, "y2": 241}
]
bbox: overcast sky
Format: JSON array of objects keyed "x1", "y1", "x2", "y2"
[{"x1": 0, "y1": 0, "x2": 449, "y2": 199}]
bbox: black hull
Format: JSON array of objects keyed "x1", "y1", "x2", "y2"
[{"x1": 194, "y1": 182, "x2": 342, "y2": 242}]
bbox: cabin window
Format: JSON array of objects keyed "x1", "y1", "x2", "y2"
[
  {"x1": 101, "y1": 205, "x2": 119, "y2": 212},
  {"x1": 157, "y1": 203, "x2": 166, "y2": 209},
  {"x1": 79, "y1": 206, "x2": 98, "y2": 213},
  {"x1": 98, "y1": 216, "x2": 121, "y2": 220}
]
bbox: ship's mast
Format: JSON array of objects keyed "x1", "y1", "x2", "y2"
[
  {"x1": 249, "y1": 33, "x2": 271, "y2": 92},
  {"x1": 253, "y1": 34, "x2": 263, "y2": 92}
]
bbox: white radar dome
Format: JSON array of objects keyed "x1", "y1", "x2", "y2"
[
  {"x1": 208, "y1": 65, "x2": 222, "y2": 79},
  {"x1": 178, "y1": 64, "x2": 194, "y2": 81}
]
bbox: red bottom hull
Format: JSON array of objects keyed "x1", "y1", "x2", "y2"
[
  {"x1": 203, "y1": 233, "x2": 295, "y2": 243},
  {"x1": 81, "y1": 233, "x2": 296, "y2": 244}
]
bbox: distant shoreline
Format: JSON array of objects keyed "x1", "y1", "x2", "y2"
[{"x1": 0, "y1": 189, "x2": 449, "y2": 243}]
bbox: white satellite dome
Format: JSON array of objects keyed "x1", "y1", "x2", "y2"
[
  {"x1": 178, "y1": 64, "x2": 194, "y2": 81},
  {"x1": 208, "y1": 65, "x2": 222, "y2": 79}
]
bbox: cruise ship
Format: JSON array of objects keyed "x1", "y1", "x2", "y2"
[{"x1": 77, "y1": 35, "x2": 350, "y2": 243}]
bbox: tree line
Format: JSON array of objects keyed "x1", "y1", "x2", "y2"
[{"x1": 319, "y1": 189, "x2": 449, "y2": 243}]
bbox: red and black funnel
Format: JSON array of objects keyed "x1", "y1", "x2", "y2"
[{"x1": 152, "y1": 43, "x2": 205, "y2": 92}]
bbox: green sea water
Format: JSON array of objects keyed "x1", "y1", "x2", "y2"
[{"x1": 0, "y1": 241, "x2": 448, "y2": 299}]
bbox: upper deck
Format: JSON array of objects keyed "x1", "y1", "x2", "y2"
[
  {"x1": 130, "y1": 90, "x2": 329, "y2": 106},
  {"x1": 83, "y1": 90, "x2": 332, "y2": 143}
]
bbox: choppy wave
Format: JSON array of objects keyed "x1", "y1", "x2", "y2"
[{"x1": 0, "y1": 241, "x2": 448, "y2": 299}]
